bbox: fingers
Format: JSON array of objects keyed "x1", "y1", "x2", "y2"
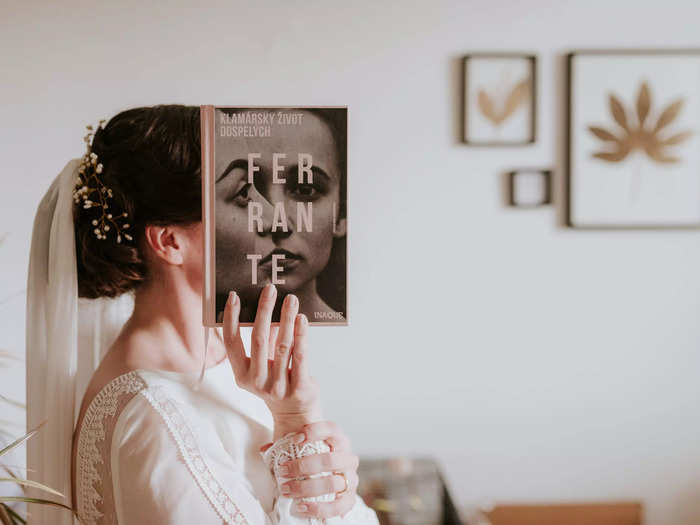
[
  {"x1": 279, "y1": 452, "x2": 359, "y2": 479},
  {"x1": 294, "y1": 486, "x2": 357, "y2": 519},
  {"x1": 270, "y1": 294, "x2": 298, "y2": 397},
  {"x1": 281, "y1": 470, "x2": 353, "y2": 498},
  {"x1": 289, "y1": 313, "x2": 309, "y2": 391},
  {"x1": 297, "y1": 421, "x2": 351, "y2": 452},
  {"x1": 223, "y1": 291, "x2": 248, "y2": 377},
  {"x1": 251, "y1": 283, "x2": 277, "y2": 385},
  {"x1": 268, "y1": 325, "x2": 280, "y2": 360}
]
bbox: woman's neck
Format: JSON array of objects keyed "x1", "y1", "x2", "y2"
[{"x1": 120, "y1": 272, "x2": 226, "y2": 373}]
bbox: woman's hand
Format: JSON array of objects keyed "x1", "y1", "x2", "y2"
[
  {"x1": 222, "y1": 283, "x2": 323, "y2": 439},
  {"x1": 279, "y1": 421, "x2": 359, "y2": 519}
]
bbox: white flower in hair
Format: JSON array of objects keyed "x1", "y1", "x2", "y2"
[{"x1": 72, "y1": 119, "x2": 133, "y2": 244}]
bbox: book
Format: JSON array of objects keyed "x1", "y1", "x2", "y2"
[{"x1": 201, "y1": 106, "x2": 348, "y2": 326}]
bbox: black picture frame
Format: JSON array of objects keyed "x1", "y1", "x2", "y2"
[
  {"x1": 462, "y1": 53, "x2": 537, "y2": 146},
  {"x1": 506, "y1": 169, "x2": 552, "y2": 207},
  {"x1": 565, "y1": 49, "x2": 700, "y2": 230}
]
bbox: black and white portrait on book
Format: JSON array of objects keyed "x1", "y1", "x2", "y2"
[{"x1": 210, "y1": 107, "x2": 348, "y2": 325}]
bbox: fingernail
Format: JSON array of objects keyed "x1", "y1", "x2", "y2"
[
  {"x1": 265, "y1": 283, "x2": 276, "y2": 299},
  {"x1": 287, "y1": 294, "x2": 297, "y2": 307},
  {"x1": 293, "y1": 433, "x2": 305, "y2": 444},
  {"x1": 229, "y1": 291, "x2": 238, "y2": 305},
  {"x1": 296, "y1": 503, "x2": 307, "y2": 513},
  {"x1": 299, "y1": 313, "x2": 308, "y2": 326}
]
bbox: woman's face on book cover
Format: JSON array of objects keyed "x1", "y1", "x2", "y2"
[{"x1": 215, "y1": 109, "x2": 346, "y2": 301}]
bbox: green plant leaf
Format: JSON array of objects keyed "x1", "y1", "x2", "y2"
[
  {"x1": 0, "y1": 478, "x2": 64, "y2": 498},
  {"x1": 0, "y1": 422, "x2": 45, "y2": 458},
  {"x1": 0, "y1": 497, "x2": 71, "y2": 513},
  {"x1": 3, "y1": 505, "x2": 26, "y2": 525},
  {"x1": 0, "y1": 396, "x2": 25, "y2": 410},
  {"x1": 0, "y1": 504, "x2": 11, "y2": 525}
]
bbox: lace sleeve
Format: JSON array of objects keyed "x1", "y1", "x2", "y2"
[
  {"x1": 261, "y1": 433, "x2": 380, "y2": 524},
  {"x1": 113, "y1": 386, "x2": 270, "y2": 525},
  {"x1": 76, "y1": 372, "x2": 378, "y2": 525}
]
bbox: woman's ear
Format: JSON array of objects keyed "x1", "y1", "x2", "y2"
[
  {"x1": 333, "y1": 216, "x2": 347, "y2": 238},
  {"x1": 143, "y1": 224, "x2": 185, "y2": 265}
]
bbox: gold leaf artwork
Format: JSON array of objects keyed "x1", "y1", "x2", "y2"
[
  {"x1": 588, "y1": 81, "x2": 692, "y2": 164},
  {"x1": 477, "y1": 78, "x2": 530, "y2": 127}
]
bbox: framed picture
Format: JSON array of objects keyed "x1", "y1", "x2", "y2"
[
  {"x1": 507, "y1": 169, "x2": 552, "y2": 207},
  {"x1": 462, "y1": 53, "x2": 536, "y2": 145},
  {"x1": 566, "y1": 50, "x2": 700, "y2": 229}
]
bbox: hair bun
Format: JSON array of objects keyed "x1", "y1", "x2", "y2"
[{"x1": 74, "y1": 105, "x2": 202, "y2": 299}]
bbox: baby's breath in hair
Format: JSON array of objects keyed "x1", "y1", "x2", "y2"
[{"x1": 72, "y1": 120, "x2": 133, "y2": 244}]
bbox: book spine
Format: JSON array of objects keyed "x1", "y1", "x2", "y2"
[{"x1": 200, "y1": 105, "x2": 216, "y2": 326}]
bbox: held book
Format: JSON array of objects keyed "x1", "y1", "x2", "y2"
[{"x1": 201, "y1": 106, "x2": 348, "y2": 326}]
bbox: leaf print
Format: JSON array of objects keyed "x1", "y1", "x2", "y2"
[
  {"x1": 477, "y1": 76, "x2": 530, "y2": 127},
  {"x1": 609, "y1": 94, "x2": 629, "y2": 131},
  {"x1": 589, "y1": 82, "x2": 691, "y2": 165},
  {"x1": 501, "y1": 79, "x2": 530, "y2": 123},
  {"x1": 636, "y1": 82, "x2": 651, "y2": 127},
  {"x1": 653, "y1": 99, "x2": 684, "y2": 132},
  {"x1": 592, "y1": 150, "x2": 629, "y2": 162},
  {"x1": 661, "y1": 131, "x2": 693, "y2": 146},
  {"x1": 588, "y1": 126, "x2": 618, "y2": 142},
  {"x1": 644, "y1": 145, "x2": 680, "y2": 163},
  {"x1": 478, "y1": 90, "x2": 498, "y2": 124}
]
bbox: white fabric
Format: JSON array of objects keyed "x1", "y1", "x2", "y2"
[
  {"x1": 73, "y1": 359, "x2": 379, "y2": 524},
  {"x1": 26, "y1": 159, "x2": 136, "y2": 525}
]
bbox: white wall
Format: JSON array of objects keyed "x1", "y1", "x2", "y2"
[{"x1": 2, "y1": 1, "x2": 700, "y2": 523}]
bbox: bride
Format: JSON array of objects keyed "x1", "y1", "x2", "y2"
[{"x1": 25, "y1": 105, "x2": 378, "y2": 524}]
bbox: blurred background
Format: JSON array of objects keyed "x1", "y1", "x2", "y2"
[{"x1": 2, "y1": 1, "x2": 700, "y2": 524}]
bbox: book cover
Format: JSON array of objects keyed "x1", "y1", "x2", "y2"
[{"x1": 201, "y1": 106, "x2": 347, "y2": 326}]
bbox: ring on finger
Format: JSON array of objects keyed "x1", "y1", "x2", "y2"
[{"x1": 334, "y1": 471, "x2": 349, "y2": 496}]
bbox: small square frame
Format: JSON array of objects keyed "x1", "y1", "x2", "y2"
[{"x1": 507, "y1": 169, "x2": 552, "y2": 207}]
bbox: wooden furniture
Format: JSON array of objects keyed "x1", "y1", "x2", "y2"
[{"x1": 485, "y1": 502, "x2": 642, "y2": 525}]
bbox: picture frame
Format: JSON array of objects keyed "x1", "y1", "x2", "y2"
[
  {"x1": 506, "y1": 169, "x2": 552, "y2": 207},
  {"x1": 462, "y1": 53, "x2": 537, "y2": 146},
  {"x1": 566, "y1": 49, "x2": 700, "y2": 229}
]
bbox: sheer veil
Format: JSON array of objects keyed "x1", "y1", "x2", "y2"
[{"x1": 25, "y1": 158, "x2": 134, "y2": 525}]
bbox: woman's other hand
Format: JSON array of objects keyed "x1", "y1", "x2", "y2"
[
  {"x1": 223, "y1": 283, "x2": 323, "y2": 439},
  {"x1": 279, "y1": 421, "x2": 359, "y2": 519}
]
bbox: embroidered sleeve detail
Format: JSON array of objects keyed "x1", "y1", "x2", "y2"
[
  {"x1": 139, "y1": 385, "x2": 250, "y2": 525},
  {"x1": 261, "y1": 432, "x2": 336, "y2": 504},
  {"x1": 75, "y1": 371, "x2": 147, "y2": 525}
]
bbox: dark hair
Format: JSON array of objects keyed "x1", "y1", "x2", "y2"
[{"x1": 75, "y1": 105, "x2": 202, "y2": 299}]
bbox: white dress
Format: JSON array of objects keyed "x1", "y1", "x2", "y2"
[{"x1": 73, "y1": 357, "x2": 379, "y2": 524}]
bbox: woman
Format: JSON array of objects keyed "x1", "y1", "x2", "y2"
[
  {"x1": 25, "y1": 105, "x2": 377, "y2": 524},
  {"x1": 214, "y1": 107, "x2": 347, "y2": 324}
]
